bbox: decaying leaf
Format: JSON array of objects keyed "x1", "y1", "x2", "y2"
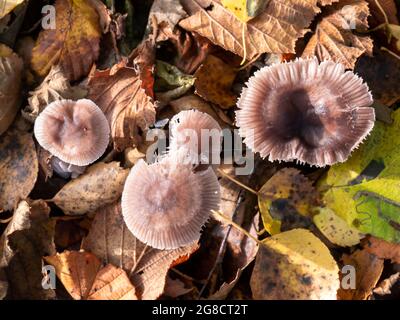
[
  {"x1": 87, "y1": 40, "x2": 157, "y2": 150},
  {"x1": 0, "y1": 130, "x2": 38, "y2": 211},
  {"x1": 31, "y1": 0, "x2": 103, "y2": 80},
  {"x1": 250, "y1": 229, "x2": 340, "y2": 299},
  {"x1": 163, "y1": 276, "x2": 194, "y2": 298},
  {"x1": 194, "y1": 55, "x2": 238, "y2": 109},
  {"x1": 0, "y1": 200, "x2": 56, "y2": 299},
  {"x1": 23, "y1": 66, "x2": 87, "y2": 122},
  {"x1": 319, "y1": 109, "x2": 400, "y2": 243},
  {"x1": 0, "y1": 0, "x2": 24, "y2": 19},
  {"x1": 362, "y1": 236, "x2": 400, "y2": 263},
  {"x1": 314, "y1": 207, "x2": 364, "y2": 247},
  {"x1": 373, "y1": 272, "x2": 400, "y2": 296},
  {"x1": 82, "y1": 202, "x2": 198, "y2": 300},
  {"x1": 45, "y1": 251, "x2": 137, "y2": 300},
  {"x1": 338, "y1": 249, "x2": 384, "y2": 300},
  {"x1": 302, "y1": 0, "x2": 373, "y2": 69},
  {"x1": 0, "y1": 44, "x2": 23, "y2": 135},
  {"x1": 52, "y1": 162, "x2": 128, "y2": 216},
  {"x1": 258, "y1": 168, "x2": 318, "y2": 235},
  {"x1": 180, "y1": 0, "x2": 320, "y2": 60}
]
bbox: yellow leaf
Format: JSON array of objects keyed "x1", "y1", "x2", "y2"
[
  {"x1": 31, "y1": 0, "x2": 103, "y2": 81},
  {"x1": 0, "y1": 0, "x2": 24, "y2": 19},
  {"x1": 250, "y1": 229, "x2": 339, "y2": 299},
  {"x1": 222, "y1": 0, "x2": 250, "y2": 22}
]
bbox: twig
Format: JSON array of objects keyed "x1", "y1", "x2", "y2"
[
  {"x1": 381, "y1": 47, "x2": 400, "y2": 60},
  {"x1": 171, "y1": 268, "x2": 206, "y2": 284},
  {"x1": 129, "y1": 244, "x2": 148, "y2": 277},
  {"x1": 217, "y1": 168, "x2": 258, "y2": 195}
]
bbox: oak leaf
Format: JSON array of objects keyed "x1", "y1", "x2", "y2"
[
  {"x1": 302, "y1": 0, "x2": 373, "y2": 69},
  {"x1": 179, "y1": 0, "x2": 320, "y2": 60},
  {"x1": 82, "y1": 202, "x2": 198, "y2": 300},
  {"x1": 45, "y1": 251, "x2": 137, "y2": 300},
  {"x1": 31, "y1": 0, "x2": 104, "y2": 81}
]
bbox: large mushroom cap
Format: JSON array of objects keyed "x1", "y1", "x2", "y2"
[
  {"x1": 170, "y1": 110, "x2": 222, "y2": 165},
  {"x1": 34, "y1": 99, "x2": 110, "y2": 166},
  {"x1": 121, "y1": 155, "x2": 220, "y2": 250},
  {"x1": 236, "y1": 58, "x2": 375, "y2": 166}
]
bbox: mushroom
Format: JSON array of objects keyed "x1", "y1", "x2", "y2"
[
  {"x1": 169, "y1": 110, "x2": 222, "y2": 165},
  {"x1": 236, "y1": 58, "x2": 375, "y2": 166},
  {"x1": 34, "y1": 99, "x2": 110, "y2": 178},
  {"x1": 121, "y1": 153, "x2": 220, "y2": 250}
]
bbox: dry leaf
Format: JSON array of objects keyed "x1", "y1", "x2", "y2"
[
  {"x1": 163, "y1": 276, "x2": 194, "y2": 298},
  {"x1": 87, "y1": 42, "x2": 157, "y2": 150},
  {"x1": 373, "y1": 272, "x2": 400, "y2": 296},
  {"x1": 0, "y1": 130, "x2": 38, "y2": 211},
  {"x1": 82, "y1": 201, "x2": 198, "y2": 300},
  {"x1": 302, "y1": 0, "x2": 373, "y2": 69},
  {"x1": 250, "y1": 229, "x2": 340, "y2": 300},
  {"x1": 0, "y1": 200, "x2": 56, "y2": 299},
  {"x1": 180, "y1": 0, "x2": 320, "y2": 60},
  {"x1": 194, "y1": 55, "x2": 237, "y2": 109},
  {"x1": 23, "y1": 66, "x2": 87, "y2": 122},
  {"x1": 45, "y1": 251, "x2": 137, "y2": 300},
  {"x1": 0, "y1": 268, "x2": 7, "y2": 299},
  {"x1": 31, "y1": 0, "x2": 103, "y2": 81},
  {"x1": 366, "y1": 0, "x2": 399, "y2": 27},
  {"x1": 0, "y1": 45, "x2": 23, "y2": 135},
  {"x1": 362, "y1": 236, "x2": 400, "y2": 264},
  {"x1": 338, "y1": 249, "x2": 384, "y2": 300},
  {"x1": 0, "y1": 0, "x2": 24, "y2": 19},
  {"x1": 52, "y1": 162, "x2": 128, "y2": 216},
  {"x1": 318, "y1": 0, "x2": 340, "y2": 5}
]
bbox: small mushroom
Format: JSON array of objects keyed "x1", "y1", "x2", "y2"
[
  {"x1": 170, "y1": 110, "x2": 222, "y2": 165},
  {"x1": 236, "y1": 58, "x2": 375, "y2": 166},
  {"x1": 34, "y1": 99, "x2": 110, "y2": 177},
  {"x1": 121, "y1": 154, "x2": 220, "y2": 250}
]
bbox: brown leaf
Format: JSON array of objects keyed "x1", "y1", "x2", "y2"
[
  {"x1": 163, "y1": 276, "x2": 194, "y2": 298},
  {"x1": 194, "y1": 55, "x2": 238, "y2": 109},
  {"x1": 355, "y1": 49, "x2": 400, "y2": 106},
  {"x1": 180, "y1": 0, "x2": 320, "y2": 60},
  {"x1": 0, "y1": 130, "x2": 38, "y2": 211},
  {"x1": 366, "y1": 0, "x2": 399, "y2": 27},
  {"x1": 87, "y1": 41, "x2": 157, "y2": 150},
  {"x1": 52, "y1": 162, "x2": 128, "y2": 216},
  {"x1": 338, "y1": 249, "x2": 384, "y2": 300},
  {"x1": 0, "y1": 45, "x2": 23, "y2": 135},
  {"x1": 318, "y1": 0, "x2": 339, "y2": 5},
  {"x1": 31, "y1": 0, "x2": 103, "y2": 81},
  {"x1": 362, "y1": 236, "x2": 400, "y2": 264},
  {"x1": 45, "y1": 251, "x2": 137, "y2": 300},
  {"x1": 82, "y1": 201, "x2": 198, "y2": 300},
  {"x1": 23, "y1": 66, "x2": 87, "y2": 122},
  {"x1": 0, "y1": 200, "x2": 56, "y2": 299},
  {"x1": 373, "y1": 272, "x2": 400, "y2": 296},
  {"x1": 302, "y1": 0, "x2": 373, "y2": 69}
]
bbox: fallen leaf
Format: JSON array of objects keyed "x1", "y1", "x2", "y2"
[
  {"x1": 180, "y1": 0, "x2": 320, "y2": 60},
  {"x1": 319, "y1": 109, "x2": 400, "y2": 243},
  {"x1": 250, "y1": 229, "x2": 340, "y2": 299},
  {"x1": 82, "y1": 201, "x2": 198, "y2": 300},
  {"x1": 0, "y1": 44, "x2": 23, "y2": 135},
  {"x1": 194, "y1": 55, "x2": 237, "y2": 109},
  {"x1": 221, "y1": 0, "x2": 268, "y2": 23},
  {"x1": 314, "y1": 207, "x2": 364, "y2": 247},
  {"x1": 355, "y1": 49, "x2": 400, "y2": 106},
  {"x1": 31, "y1": 0, "x2": 103, "y2": 81},
  {"x1": 45, "y1": 250, "x2": 137, "y2": 300},
  {"x1": 87, "y1": 40, "x2": 157, "y2": 150},
  {"x1": 362, "y1": 236, "x2": 400, "y2": 263},
  {"x1": 0, "y1": 130, "x2": 38, "y2": 211},
  {"x1": 0, "y1": 0, "x2": 24, "y2": 19},
  {"x1": 163, "y1": 276, "x2": 194, "y2": 298},
  {"x1": 373, "y1": 272, "x2": 400, "y2": 296},
  {"x1": 258, "y1": 168, "x2": 318, "y2": 235},
  {"x1": 52, "y1": 162, "x2": 128, "y2": 216},
  {"x1": 338, "y1": 249, "x2": 384, "y2": 300},
  {"x1": 0, "y1": 268, "x2": 7, "y2": 299},
  {"x1": 366, "y1": 0, "x2": 399, "y2": 27},
  {"x1": 302, "y1": 0, "x2": 373, "y2": 69},
  {"x1": 23, "y1": 66, "x2": 87, "y2": 122},
  {"x1": 318, "y1": 0, "x2": 340, "y2": 5},
  {"x1": 0, "y1": 200, "x2": 56, "y2": 299}
]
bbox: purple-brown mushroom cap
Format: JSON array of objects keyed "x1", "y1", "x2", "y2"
[
  {"x1": 236, "y1": 58, "x2": 375, "y2": 166},
  {"x1": 121, "y1": 155, "x2": 220, "y2": 250},
  {"x1": 170, "y1": 110, "x2": 222, "y2": 165},
  {"x1": 34, "y1": 99, "x2": 110, "y2": 166}
]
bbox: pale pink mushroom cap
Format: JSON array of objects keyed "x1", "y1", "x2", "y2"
[
  {"x1": 34, "y1": 99, "x2": 110, "y2": 166},
  {"x1": 169, "y1": 110, "x2": 222, "y2": 165},
  {"x1": 236, "y1": 58, "x2": 375, "y2": 166},
  {"x1": 121, "y1": 156, "x2": 220, "y2": 250}
]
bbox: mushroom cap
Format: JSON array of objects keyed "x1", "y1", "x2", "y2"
[
  {"x1": 170, "y1": 110, "x2": 222, "y2": 165},
  {"x1": 121, "y1": 155, "x2": 220, "y2": 250},
  {"x1": 34, "y1": 99, "x2": 110, "y2": 166},
  {"x1": 236, "y1": 58, "x2": 375, "y2": 166}
]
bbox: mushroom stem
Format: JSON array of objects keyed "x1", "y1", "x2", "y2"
[{"x1": 51, "y1": 156, "x2": 87, "y2": 179}]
